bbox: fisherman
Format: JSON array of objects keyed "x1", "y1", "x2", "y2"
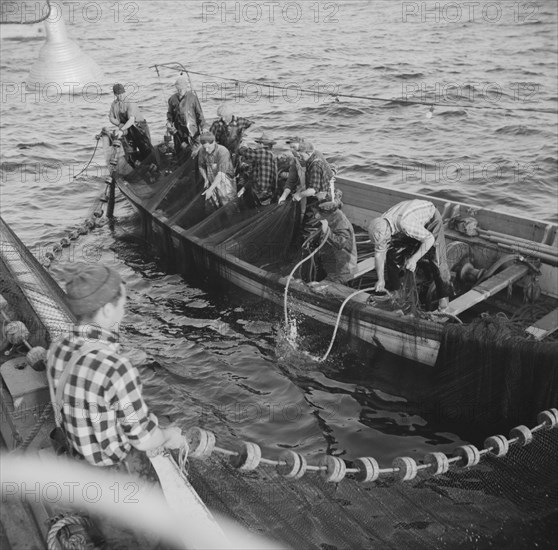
[
  {"x1": 46, "y1": 262, "x2": 186, "y2": 470},
  {"x1": 312, "y1": 189, "x2": 357, "y2": 283},
  {"x1": 278, "y1": 139, "x2": 336, "y2": 211},
  {"x1": 167, "y1": 75, "x2": 206, "y2": 155},
  {"x1": 237, "y1": 132, "x2": 278, "y2": 206},
  {"x1": 109, "y1": 83, "x2": 156, "y2": 165},
  {"x1": 210, "y1": 103, "x2": 254, "y2": 161},
  {"x1": 368, "y1": 199, "x2": 451, "y2": 311},
  {"x1": 198, "y1": 131, "x2": 237, "y2": 212}
]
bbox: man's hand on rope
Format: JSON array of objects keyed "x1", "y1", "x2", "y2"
[
  {"x1": 164, "y1": 426, "x2": 186, "y2": 450},
  {"x1": 320, "y1": 219, "x2": 329, "y2": 233}
]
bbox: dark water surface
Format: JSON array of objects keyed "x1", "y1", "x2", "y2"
[{"x1": 1, "y1": 0, "x2": 557, "y2": 464}]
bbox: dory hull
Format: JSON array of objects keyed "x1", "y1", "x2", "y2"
[{"x1": 117, "y1": 178, "x2": 453, "y2": 366}]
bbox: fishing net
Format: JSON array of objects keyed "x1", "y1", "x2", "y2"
[
  {"x1": 120, "y1": 144, "x2": 302, "y2": 270},
  {"x1": 0, "y1": 216, "x2": 74, "y2": 350},
  {"x1": 187, "y1": 200, "x2": 299, "y2": 268},
  {"x1": 186, "y1": 424, "x2": 558, "y2": 550},
  {"x1": 433, "y1": 314, "x2": 558, "y2": 426}
]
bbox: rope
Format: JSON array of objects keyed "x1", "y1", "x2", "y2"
[
  {"x1": 0, "y1": 0, "x2": 52, "y2": 24},
  {"x1": 149, "y1": 63, "x2": 557, "y2": 115},
  {"x1": 72, "y1": 135, "x2": 101, "y2": 180},
  {"x1": 283, "y1": 227, "x2": 331, "y2": 330},
  {"x1": 319, "y1": 287, "x2": 376, "y2": 362},
  {"x1": 47, "y1": 514, "x2": 90, "y2": 550}
]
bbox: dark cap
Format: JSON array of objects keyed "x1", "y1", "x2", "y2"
[
  {"x1": 113, "y1": 83, "x2": 125, "y2": 95},
  {"x1": 64, "y1": 263, "x2": 122, "y2": 317},
  {"x1": 199, "y1": 131, "x2": 216, "y2": 144}
]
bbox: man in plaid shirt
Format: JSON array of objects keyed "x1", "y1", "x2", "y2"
[
  {"x1": 238, "y1": 133, "x2": 278, "y2": 205},
  {"x1": 209, "y1": 103, "x2": 253, "y2": 159},
  {"x1": 368, "y1": 200, "x2": 451, "y2": 310},
  {"x1": 279, "y1": 140, "x2": 336, "y2": 210},
  {"x1": 47, "y1": 263, "x2": 184, "y2": 468}
]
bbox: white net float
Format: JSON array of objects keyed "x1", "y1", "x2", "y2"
[
  {"x1": 537, "y1": 409, "x2": 558, "y2": 429},
  {"x1": 26, "y1": 346, "x2": 47, "y2": 371},
  {"x1": 393, "y1": 456, "x2": 418, "y2": 482},
  {"x1": 424, "y1": 452, "x2": 449, "y2": 476},
  {"x1": 276, "y1": 450, "x2": 307, "y2": 479},
  {"x1": 319, "y1": 455, "x2": 346, "y2": 483},
  {"x1": 484, "y1": 435, "x2": 510, "y2": 458},
  {"x1": 5, "y1": 321, "x2": 29, "y2": 345},
  {"x1": 509, "y1": 425, "x2": 533, "y2": 446},
  {"x1": 230, "y1": 441, "x2": 261, "y2": 471},
  {"x1": 455, "y1": 445, "x2": 481, "y2": 468},
  {"x1": 353, "y1": 457, "x2": 380, "y2": 483},
  {"x1": 186, "y1": 427, "x2": 215, "y2": 459}
]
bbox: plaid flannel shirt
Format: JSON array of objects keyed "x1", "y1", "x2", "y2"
[
  {"x1": 305, "y1": 150, "x2": 334, "y2": 194},
  {"x1": 375, "y1": 200, "x2": 436, "y2": 254},
  {"x1": 238, "y1": 146, "x2": 277, "y2": 199},
  {"x1": 210, "y1": 116, "x2": 253, "y2": 154},
  {"x1": 46, "y1": 326, "x2": 158, "y2": 467}
]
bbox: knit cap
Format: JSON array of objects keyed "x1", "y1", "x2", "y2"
[
  {"x1": 175, "y1": 75, "x2": 189, "y2": 88},
  {"x1": 199, "y1": 131, "x2": 216, "y2": 144},
  {"x1": 64, "y1": 263, "x2": 122, "y2": 316}
]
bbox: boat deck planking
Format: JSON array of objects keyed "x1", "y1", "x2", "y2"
[
  {"x1": 447, "y1": 264, "x2": 531, "y2": 316},
  {"x1": 526, "y1": 308, "x2": 558, "y2": 340}
]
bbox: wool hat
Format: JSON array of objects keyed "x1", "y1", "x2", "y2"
[
  {"x1": 199, "y1": 131, "x2": 216, "y2": 144},
  {"x1": 64, "y1": 263, "x2": 122, "y2": 317},
  {"x1": 254, "y1": 132, "x2": 277, "y2": 147},
  {"x1": 174, "y1": 75, "x2": 189, "y2": 88},
  {"x1": 217, "y1": 103, "x2": 233, "y2": 118},
  {"x1": 113, "y1": 83, "x2": 125, "y2": 95}
]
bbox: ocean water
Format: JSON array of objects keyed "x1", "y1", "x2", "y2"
[{"x1": 1, "y1": 0, "x2": 557, "y2": 465}]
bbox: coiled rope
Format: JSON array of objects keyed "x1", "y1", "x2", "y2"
[{"x1": 46, "y1": 514, "x2": 91, "y2": 550}]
